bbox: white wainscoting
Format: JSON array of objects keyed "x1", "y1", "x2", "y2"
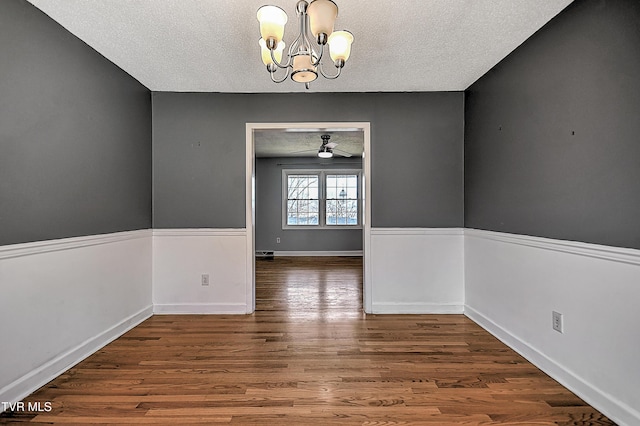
[
  {"x1": 464, "y1": 229, "x2": 640, "y2": 426},
  {"x1": 6, "y1": 226, "x2": 635, "y2": 423},
  {"x1": 152, "y1": 229, "x2": 249, "y2": 314},
  {"x1": 0, "y1": 230, "x2": 153, "y2": 406},
  {"x1": 369, "y1": 228, "x2": 464, "y2": 314}
]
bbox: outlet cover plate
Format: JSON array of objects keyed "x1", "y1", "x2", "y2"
[{"x1": 552, "y1": 311, "x2": 563, "y2": 333}]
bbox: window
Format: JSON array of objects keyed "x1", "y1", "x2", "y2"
[{"x1": 283, "y1": 170, "x2": 361, "y2": 229}]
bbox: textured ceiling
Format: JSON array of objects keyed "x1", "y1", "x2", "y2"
[
  {"x1": 255, "y1": 129, "x2": 363, "y2": 158},
  {"x1": 26, "y1": 0, "x2": 573, "y2": 93}
]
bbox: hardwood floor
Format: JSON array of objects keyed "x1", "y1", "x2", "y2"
[{"x1": 1, "y1": 257, "x2": 614, "y2": 425}]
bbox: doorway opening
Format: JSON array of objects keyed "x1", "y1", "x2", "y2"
[{"x1": 245, "y1": 122, "x2": 372, "y2": 314}]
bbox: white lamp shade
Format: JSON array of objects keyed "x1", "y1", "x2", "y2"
[
  {"x1": 291, "y1": 54, "x2": 318, "y2": 83},
  {"x1": 318, "y1": 150, "x2": 333, "y2": 158},
  {"x1": 307, "y1": 0, "x2": 338, "y2": 38},
  {"x1": 328, "y1": 30, "x2": 354, "y2": 62},
  {"x1": 257, "y1": 5, "x2": 288, "y2": 43},
  {"x1": 259, "y1": 39, "x2": 285, "y2": 65}
]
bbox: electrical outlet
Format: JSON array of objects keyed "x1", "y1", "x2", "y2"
[
  {"x1": 201, "y1": 274, "x2": 209, "y2": 286},
  {"x1": 552, "y1": 311, "x2": 563, "y2": 333},
  {"x1": 276, "y1": 237, "x2": 281, "y2": 244}
]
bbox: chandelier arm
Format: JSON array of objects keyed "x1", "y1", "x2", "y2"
[
  {"x1": 270, "y1": 65, "x2": 291, "y2": 83},
  {"x1": 303, "y1": 9, "x2": 323, "y2": 66},
  {"x1": 300, "y1": 5, "x2": 313, "y2": 53},
  {"x1": 310, "y1": 43, "x2": 324, "y2": 66},
  {"x1": 290, "y1": 33, "x2": 303, "y2": 54},
  {"x1": 287, "y1": 21, "x2": 305, "y2": 62},
  {"x1": 319, "y1": 61, "x2": 342, "y2": 80},
  {"x1": 270, "y1": 48, "x2": 293, "y2": 69}
]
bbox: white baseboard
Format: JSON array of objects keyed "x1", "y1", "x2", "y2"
[
  {"x1": 371, "y1": 302, "x2": 464, "y2": 314},
  {"x1": 273, "y1": 250, "x2": 363, "y2": 257},
  {"x1": 153, "y1": 303, "x2": 248, "y2": 314},
  {"x1": 466, "y1": 303, "x2": 639, "y2": 426},
  {"x1": 0, "y1": 305, "x2": 152, "y2": 408}
]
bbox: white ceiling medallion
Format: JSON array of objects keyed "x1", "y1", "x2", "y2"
[{"x1": 257, "y1": 0, "x2": 353, "y2": 89}]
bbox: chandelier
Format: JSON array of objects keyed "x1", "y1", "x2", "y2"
[{"x1": 257, "y1": 0, "x2": 354, "y2": 89}]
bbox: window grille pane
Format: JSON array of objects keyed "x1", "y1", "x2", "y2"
[
  {"x1": 325, "y1": 173, "x2": 359, "y2": 226},
  {"x1": 326, "y1": 186, "x2": 336, "y2": 199},
  {"x1": 286, "y1": 174, "x2": 319, "y2": 226}
]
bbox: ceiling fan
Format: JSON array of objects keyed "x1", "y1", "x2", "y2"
[
  {"x1": 318, "y1": 134, "x2": 337, "y2": 158},
  {"x1": 291, "y1": 134, "x2": 352, "y2": 158}
]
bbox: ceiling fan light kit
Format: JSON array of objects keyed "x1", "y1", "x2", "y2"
[
  {"x1": 257, "y1": 0, "x2": 353, "y2": 89},
  {"x1": 318, "y1": 149, "x2": 333, "y2": 158}
]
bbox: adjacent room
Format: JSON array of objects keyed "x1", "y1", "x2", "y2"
[{"x1": 1, "y1": 0, "x2": 638, "y2": 424}]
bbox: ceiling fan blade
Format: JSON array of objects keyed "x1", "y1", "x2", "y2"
[
  {"x1": 325, "y1": 142, "x2": 338, "y2": 149},
  {"x1": 334, "y1": 148, "x2": 353, "y2": 157}
]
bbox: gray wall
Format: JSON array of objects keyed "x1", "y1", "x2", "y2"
[
  {"x1": 465, "y1": 0, "x2": 640, "y2": 249},
  {"x1": 0, "y1": 0, "x2": 152, "y2": 246},
  {"x1": 256, "y1": 157, "x2": 363, "y2": 252},
  {"x1": 153, "y1": 92, "x2": 464, "y2": 228}
]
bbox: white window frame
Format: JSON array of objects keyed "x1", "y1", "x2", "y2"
[{"x1": 282, "y1": 169, "x2": 362, "y2": 230}]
